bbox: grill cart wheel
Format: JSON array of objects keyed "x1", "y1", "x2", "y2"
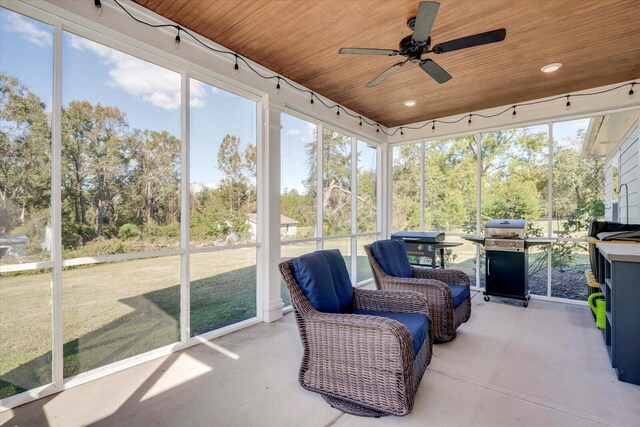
[
  {"x1": 484, "y1": 295, "x2": 490, "y2": 302},
  {"x1": 523, "y1": 300, "x2": 528, "y2": 307}
]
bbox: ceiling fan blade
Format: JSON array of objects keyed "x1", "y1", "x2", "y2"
[
  {"x1": 339, "y1": 47, "x2": 399, "y2": 56},
  {"x1": 432, "y1": 28, "x2": 506, "y2": 54},
  {"x1": 366, "y1": 62, "x2": 406, "y2": 88},
  {"x1": 420, "y1": 59, "x2": 452, "y2": 84},
  {"x1": 412, "y1": 1, "x2": 440, "y2": 43}
]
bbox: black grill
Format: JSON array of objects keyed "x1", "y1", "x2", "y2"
[{"x1": 391, "y1": 231, "x2": 449, "y2": 268}]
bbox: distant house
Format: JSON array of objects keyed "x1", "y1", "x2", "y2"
[
  {"x1": 0, "y1": 235, "x2": 28, "y2": 259},
  {"x1": 247, "y1": 214, "x2": 300, "y2": 239}
]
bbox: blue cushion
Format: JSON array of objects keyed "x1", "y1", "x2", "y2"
[
  {"x1": 352, "y1": 309, "x2": 429, "y2": 356},
  {"x1": 449, "y1": 284, "x2": 470, "y2": 308},
  {"x1": 370, "y1": 240, "x2": 413, "y2": 278},
  {"x1": 322, "y1": 249, "x2": 353, "y2": 311},
  {"x1": 293, "y1": 250, "x2": 353, "y2": 313}
]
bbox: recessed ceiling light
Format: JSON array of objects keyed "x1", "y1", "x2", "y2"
[
  {"x1": 541, "y1": 63, "x2": 562, "y2": 73},
  {"x1": 403, "y1": 100, "x2": 417, "y2": 107}
]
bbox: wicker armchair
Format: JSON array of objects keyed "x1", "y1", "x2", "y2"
[
  {"x1": 279, "y1": 250, "x2": 433, "y2": 417},
  {"x1": 365, "y1": 240, "x2": 471, "y2": 342}
]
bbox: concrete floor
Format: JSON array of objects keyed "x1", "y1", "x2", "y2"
[{"x1": 2, "y1": 292, "x2": 639, "y2": 427}]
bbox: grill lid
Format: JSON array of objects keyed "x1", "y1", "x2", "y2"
[
  {"x1": 485, "y1": 219, "x2": 527, "y2": 239},
  {"x1": 391, "y1": 231, "x2": 445, "y2": 243}
]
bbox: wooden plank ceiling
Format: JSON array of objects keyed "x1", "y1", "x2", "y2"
[{"x1": 135, "y1": 0, "x2": 640, "y2": 128}]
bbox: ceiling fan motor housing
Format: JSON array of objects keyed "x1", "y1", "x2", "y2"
[{"x1": 399, "y1": 34, "x2": 430, "y2": 58}]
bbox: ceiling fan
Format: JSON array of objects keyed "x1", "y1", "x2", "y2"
[{"x1": 338, "y1": 1, "x2": 506, "y2": 87}]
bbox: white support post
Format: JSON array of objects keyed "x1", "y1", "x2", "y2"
[
  {"x1": 51, "y1": 20, "x2": 63, "y2": 390},
  {"x1": 475, "y1": 133, "x2": 482, "y2": 288},
  {"x1": 180, "y1": 73, "x2": 191, "y2": 340},
  {"x1": 259, "y1": 100, "x2": 284, "y2": 322},
  {"x1": 351, "y1": 136, "x2": 357, "y2": 282},
  {"x1": 547, "y1": 122, "x2": 554, "y2": 297},
  {"x1": 382, "y1": 143, "x2": 392, "y2": 238},
  {"x1": 420, "y1": 141, "x2": 425, "y2": 231},
  {"x1": 316, "y1": 122, "x2": 324, "y2": 249},
  {"x1": 377, "y1": 143, "x2": 386, "y2": 239}
]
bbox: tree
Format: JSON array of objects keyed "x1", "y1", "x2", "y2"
[
  {"x1": 480, "y1": 128, "x2": 548, "y2": 235},
  {"x1": 61, "y1": 101, "x2": 130, "y2": 243},
  {"x1": 281, "y1": 188, "x2": 316, "y2": 229},
  {"x1": 0, "y1": 73, "x2": 51, "y2": 237},
  {"x1": 212, "y1": 134, "x2": 257, "y2": 239},
  {"x1": 128, "y1": 129, "x2": 180, "y2": 227},
  {"x1": 356, "y1": 168, "x2": 377, "y2": 232},
  {"x1": 423, "y1": 136, "x2": 477, "y2": 232},
  {"x1": 392, "y1": 143, "x2": 422, "y2": 231},
  {"x1": 321, "y1": 129, "x2": 352, "y2": 235}
]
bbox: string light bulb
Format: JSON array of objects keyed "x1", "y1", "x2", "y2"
[
  {"x1": 359, "y1": 117, "x2": 362, "y2": 126},
  {"x1": 630, "y1": 83, "x2": 635, "y2": 96},
  {"x1": 400, "y1": 127, "x2": 404, "y2": 136},
  {"x1": 276, "y1": 77, "x2": 280, "y2": 91},
  {"x1": 174, "y1": 28, "x2": 181, "y2": 49},
  {"x1": 234, "y1": 54, "x2": 239, "y2": 71},
  {"x1": 310, "y1": 93, "x2": 314, "y2": 104},
  {"x1": 468, "y1": 115, "x2": 472, "y2": 125},
  {"x1": 512, "y1": 106, "x2": 516, "y2": 117},
  {"x1": 336, "y1": 106, "x2": 340, "y2": 116},
  {"x1": 565, "y1": 95, "x2": 571, "y2": 110},
  {"x1": 432, "y1": 121, "x2": 435, "y2": 131},
  {"x1": 376, "y1": 125, "x2": 380, "y2": 133},
  {"x1": 94, "y1": 0, "x2": 103, "y2": 16}
]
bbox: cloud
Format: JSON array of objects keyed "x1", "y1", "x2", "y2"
[
  {"x1": 68, "y1": 34, "x2": 208, "y2": 110},
  {"x1": 191, "y1": 181, "x2": 218, "y2": 193},
  {"x1": 3, "y1": 11, "x2": 52, "y2": 47},
  {"x1": 286, "y1": 128, "x2": 302, "y2": 136}
]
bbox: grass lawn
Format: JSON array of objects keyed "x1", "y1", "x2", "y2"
[{"x1": 0, "y1": 249, "x2": 257, "y2": 399}]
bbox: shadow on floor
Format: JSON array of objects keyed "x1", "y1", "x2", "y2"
[{"x1": 0, "y1": 265, "x2": 256, "y2": 400}]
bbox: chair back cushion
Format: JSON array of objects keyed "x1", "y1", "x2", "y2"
[
  {"x1": 293, "y1": 249, "x2": 353, "y2": 313},
  {"x1": 370, "y1": 240, "x2": 413, "y2": 278},
  {"x1": 352, "y1": 309, "x2": 428, "y2": 356}
]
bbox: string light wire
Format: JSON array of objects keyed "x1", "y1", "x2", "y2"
[{"x1": 108, "y1": 0, "x2": 637, "y2": 137}]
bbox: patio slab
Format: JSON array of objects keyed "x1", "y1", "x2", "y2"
[{"x1": 2, "y1": 293, "x2": 639, "y2": 426}]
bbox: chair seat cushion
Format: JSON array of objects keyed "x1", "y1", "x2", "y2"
[
  {"x1": 293, "y1": 250, "x2": 353, "y2": 313},
  {"x1": 370, "y1": 240, "x2": 413, "y2": 278},
  {"x1": 449, "y1": 284, "x2": 470, "y2": 308},
  {"x1": 352, "y1": 309, "x2": 429, "y2": 356}
]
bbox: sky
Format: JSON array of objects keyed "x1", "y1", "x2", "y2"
[
  {"x1": 280, "y1": 113, "x2": 317, "y2": 192},
  {"x1": 1, "y1": 7, "x2": 256, "y2": 188},
  {"x1": 0, "y1": 7, "x2": 588, "y2": 192}
]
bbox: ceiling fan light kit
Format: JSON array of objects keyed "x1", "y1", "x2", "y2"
[{"x1": 339, "y1": 1, "x2": 506, "y2": 87}]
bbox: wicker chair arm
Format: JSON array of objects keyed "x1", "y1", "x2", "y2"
[
  {"x1": 352, "y1": 288, "x2": 430, "y2": 317},
  {"x1": 381, "y1": 275, "x2": 450, "y2": 294},
  {"x1": 306, "y1": 310, "x2": 413, "y2": 336},
  {"x1": 411, "y1": 266, "x2": 471, "y2": 288},
  {"x1": 304, "y1": 310, "x2": 415, "y2": 365}
]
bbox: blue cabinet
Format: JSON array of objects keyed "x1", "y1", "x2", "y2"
[{"x1": 597, "y1": 243, "x2": 640, "y2": 386}]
